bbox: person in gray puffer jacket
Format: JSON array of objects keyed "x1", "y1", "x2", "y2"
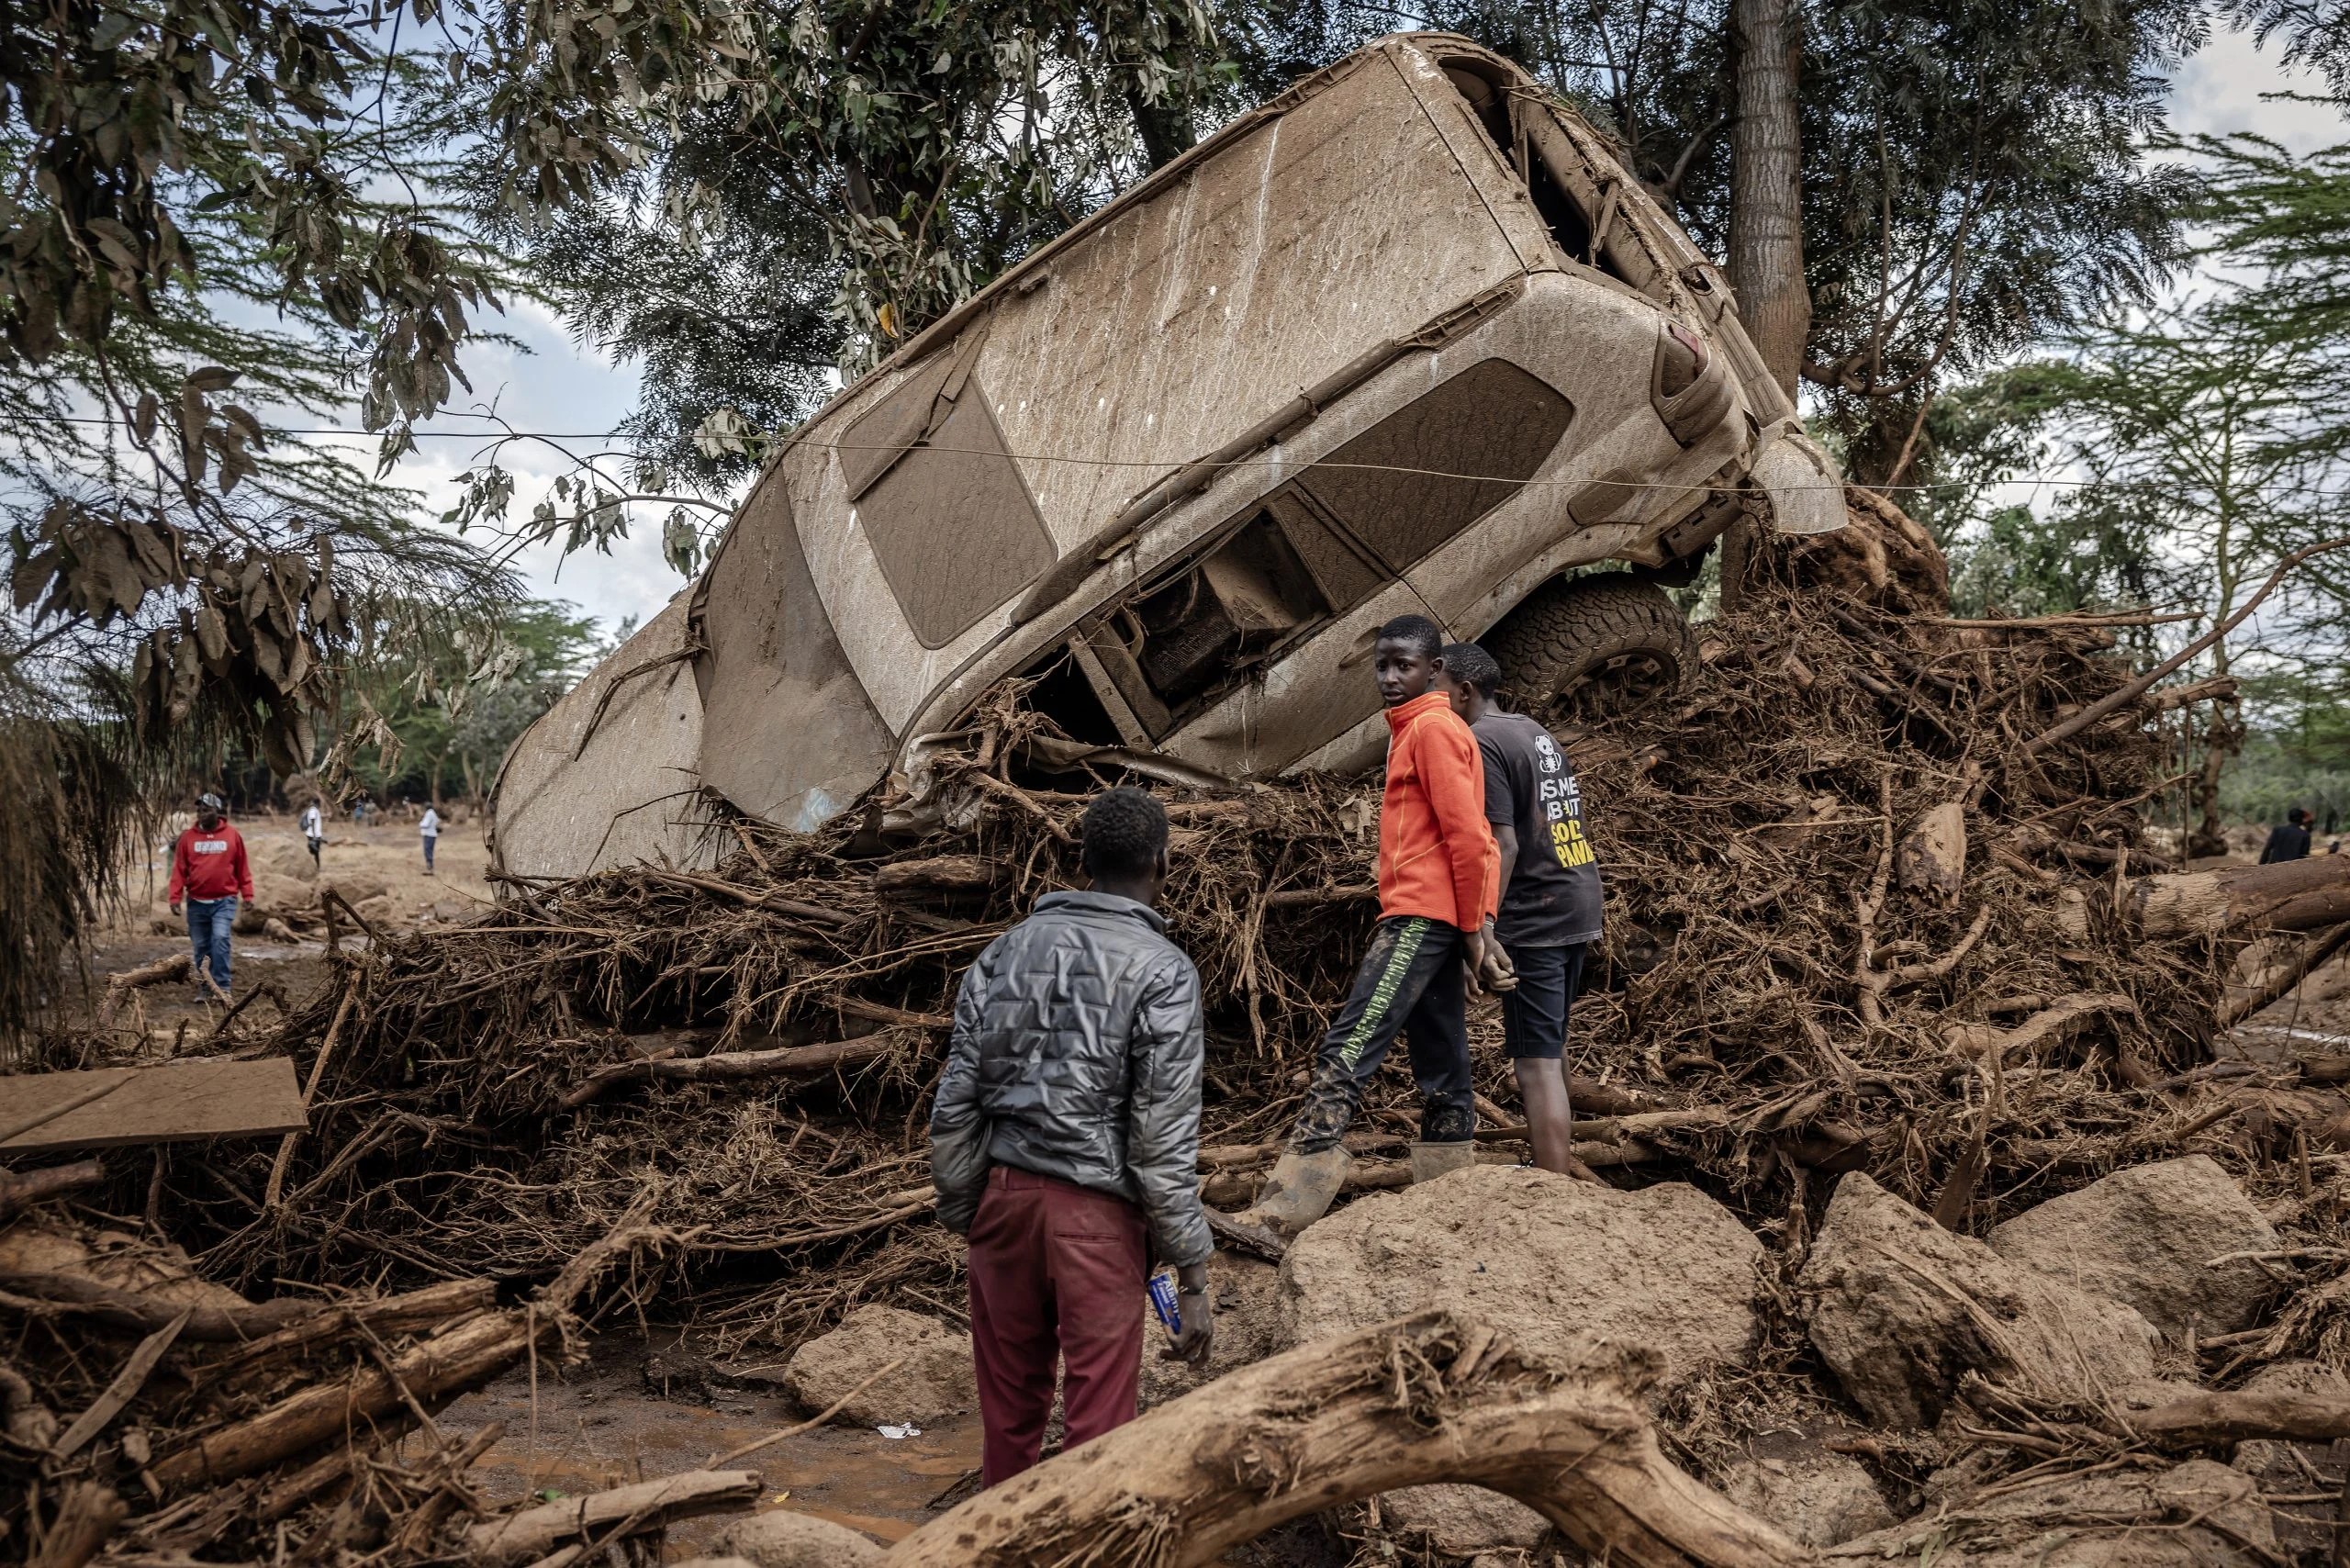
[{"x1": 931, "y1": 786, "x2": 1214, "y2": 1486}]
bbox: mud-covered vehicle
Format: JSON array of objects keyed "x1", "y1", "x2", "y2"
[{"x1": 491, "y1": 32, "x2": 1843, "y2": 880}]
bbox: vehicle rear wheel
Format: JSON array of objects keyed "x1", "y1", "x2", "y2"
[{"x1": 1482, "y1": 574, "x2": 1695, "y2": 722}]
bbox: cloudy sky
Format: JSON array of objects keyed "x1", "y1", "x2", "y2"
[{"x1": 323, "y1": 23, "x2": 2346, "y2": 641}]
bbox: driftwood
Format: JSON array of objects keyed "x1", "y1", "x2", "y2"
[
  {"x1": 0, "y1": 1271, "x2": 318, "y2": 1341},
  {"x1": 873, "y1": 855, "x2": 1003, "y2": 895},
  {"x1": 50, "y1": 1307, "x2": 189, "y2": 1460},
  {"x1": 465, "y1": 1469, "x2": 762, "y2": 1566},
  {"x1": 151, "y1": 1221, "x2": 662, "y2": 1489},
  {"x1": 560, "y1": 1036, "x2": 898, "y2": 1109},
  {"x1": 97, "y1": 955, "x2": 192, "y2": 1025},
  {"x1": 878, "y1": 1311, "x2": 1805, "y2": 1568},
  {"x1": 2134, "y1": 857, "x2": 2350, "y2": 938},
  {"x1": 150, "y1": 1305, "x2": 535, "y2": 1489},
  {"x1": 2220, "y1": 924, "x2": 2350, "y2": 1031},
  {"x1": 27, "y1": 1480, "x2": 126, "y2": 1568},
  {"x1": 2139, "y1": 1389, "x2": 2350, "y2": 1447}
]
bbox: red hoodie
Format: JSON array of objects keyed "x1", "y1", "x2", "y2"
[
  {"x1": 169, "y1": 822, "x2": 254, "y2": 902},
  {"x1": 1376, "y1": 692, "x2": 1499, "y2": 930}
]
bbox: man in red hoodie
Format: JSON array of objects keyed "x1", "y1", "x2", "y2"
[
  {"x1": 167, "y1": 792, "x2": 254, "y2": 1002},
  {"x1": 1231, "y1": 614, "x2": 1510, "y2": 1239}
]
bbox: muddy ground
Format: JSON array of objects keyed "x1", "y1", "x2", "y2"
[
  {"x1": 436, "y1": 1334, "x2": 984, "y2": 1551},
  {"x1": 52, "y1": 810, "x2": 495, "y2": 1041}
]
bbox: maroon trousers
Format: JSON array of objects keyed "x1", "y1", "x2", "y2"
[{"x1": 965, "y1": 1165, "x2": 1148, "y2": 1485}]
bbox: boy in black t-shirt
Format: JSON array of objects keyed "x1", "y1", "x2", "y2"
[{"x1": 1440, "y1": 644, "x2": 1603, "y2": 1173}]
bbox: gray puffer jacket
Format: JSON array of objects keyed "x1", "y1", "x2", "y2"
[{"x1": 930, "y1": 890, "x2": 1211, "y2": 1268}]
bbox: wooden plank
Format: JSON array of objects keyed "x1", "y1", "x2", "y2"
[{"x1": 0, "y1": 1059, "x2": 308, "y2": 1152}]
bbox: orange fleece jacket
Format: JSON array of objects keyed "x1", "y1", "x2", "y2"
[{"x1": 1377, "y1": 691, "x2": 1500, "y2": 930}]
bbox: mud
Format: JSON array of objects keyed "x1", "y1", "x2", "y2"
[{"x1": 432, "y1": 1331, "x2": 982, "y2": 1551}]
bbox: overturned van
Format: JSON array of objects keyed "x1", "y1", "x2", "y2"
[{"x1": 492, "y1": 32, "x2": 1842, "y2": 880}]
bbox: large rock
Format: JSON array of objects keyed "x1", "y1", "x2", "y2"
[
  {"x1": 1720, "y1": 1450, "x2": 1895, "y2": 1548},
  {"x1": 1987, "y1": 1156, "x2": 2277, "y2": 1339},
  {"x1": 1835, "y1": 1460, "x2": 2273, "y2": 1568},
  {"x1": 261, "y1": 838, "x2": 319, "y2": 882},
  {"x1": 709, "y1": 1511, "x2": 883, "y2": 1568},
  {"x1": 1283, "y1": 1167, "x2": 1763, "y2": 1394},
  {"x1": 1798, "y1": 1174, "x2": 2160, "y2": 1428},
  {"x1": 782, "y1": 1305, "x2": 975, "y2": 1427},
  {"x1": 1379, "y1": 1484, "x2": 1549, "y2": 1555}
]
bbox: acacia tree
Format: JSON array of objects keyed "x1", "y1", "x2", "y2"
[{"x1": 1990, "y1": 299, "x2": 2346, "y2": 854}]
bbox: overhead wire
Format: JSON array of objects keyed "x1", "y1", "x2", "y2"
[{"x1": 13, "y1": 408, "x2": 2151, "y2": 497}]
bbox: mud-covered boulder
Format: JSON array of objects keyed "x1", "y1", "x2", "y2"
[
  {"x1": 710, "y1": 1511, "x2": 883, "y2": 1568},
  {"x1": 1799, "y1": 1174, "x2": 2159, "y2": 1428},
  {"x1": 1379, "y1": 1484, "x2": 1549, "y2": 1555},
  {"x1": 1284, "y1": 1166, "x2": 1763, "y2": 1394},
  {"x1": 1988, "y1": 1155, "x2": 2277, "y2": 1339},
  {"x1": 781, "y1": 1305, "x2": 974, "y2": 1426},
  {"x1": 1835, "y1": 1460, "x2": 2272, "y2": 1568},
  {"x1": 1720, "y1": 1450, "x2": 1895, "y2": 1548},
  {"x1": 261, "y1": 838, "x2": 319, "y2": 882}
]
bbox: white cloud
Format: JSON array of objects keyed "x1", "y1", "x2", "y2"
[{"x1": 2169, "y1": 26, "x2": 2341, "y2": 152}]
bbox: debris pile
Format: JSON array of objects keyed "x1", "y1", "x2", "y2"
[{"x1": 14, "y1": 499, "x2": 2350, "y2": 1562}]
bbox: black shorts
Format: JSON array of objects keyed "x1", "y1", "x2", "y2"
[{"x1": 1500, "y1": 941, "x2": 1586, "y2": 1059}]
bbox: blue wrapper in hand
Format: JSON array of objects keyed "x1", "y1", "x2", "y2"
[{"x1": 1147, "y1": 1270, "x2": 1181, "y2": 1339}]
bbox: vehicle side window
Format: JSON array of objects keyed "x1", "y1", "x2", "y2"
[
  {"x1": 1294, "y1": 358, "x2": 1573, "y2": 572},
  {"x1": 839, "y1": 348, "x2": 1057, "y2": 650}
]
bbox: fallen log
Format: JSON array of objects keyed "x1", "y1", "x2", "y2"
[
  {"x1": 0, "y1": 1271, "x2": 318, "y2": 1341},
  {"x1": 0, "y1": 1159, "x2": 104, "y2": 1220},
  {"x1": 150, "y1": 1305, "x2": 532, "y2": 1489},
  {"x1": 2134, "y1": 855, "x2": 2350, "y2": 938},
  {"x1": 203, "y1": 1277, "x2": 499, "y2": 1372},
  {"x1": 560, "y1": 1036, "x2": 897, "y2": 1109},
  {"x1": 876, "y1": 1310, "x2": 1804, "y2": 1568},
  {"x1": 466, "y1": 1469, "x2": 762, "y2": 1566},
  {"x1": 97, "y1": 955, "x2": 192, "y2": 1025}
]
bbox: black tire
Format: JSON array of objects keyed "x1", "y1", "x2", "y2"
[{"x1": 1482, "y1": 574, "x2": 1695, "y2": 722}]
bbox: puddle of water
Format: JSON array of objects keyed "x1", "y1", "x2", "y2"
[{"x1": 433, "y1": 1332, "x2": 981, "y2": 1553}]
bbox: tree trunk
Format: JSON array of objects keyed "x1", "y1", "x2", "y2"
[
  {"x1": 2130, "y1": 856, "x2": 2350, "y2": 938},
  {"x1": 878, "y1": 1311, "x2": 1805, "y2": 1568},
  {"x1": 1125, "y1": 84, "x2": 1195, "y2": 170},
  {"x1": 1727, "y1": 0, "x2": 1809, "y2": 400},
  {"x1": 2188, "y1": 703, "x2": 2244, "y2": 860}
]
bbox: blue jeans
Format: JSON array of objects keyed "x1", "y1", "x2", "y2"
[
  {"x1": 186, "y1": 897, "x2": 237, "y2": 996},
  {"x1": 421, "y1": 834, "x2": 437, "y2": 869}
]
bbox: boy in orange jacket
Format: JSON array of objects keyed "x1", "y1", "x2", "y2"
[{"x1": 1233, "y1": 614, "x2": 1510, "y2": 1239}]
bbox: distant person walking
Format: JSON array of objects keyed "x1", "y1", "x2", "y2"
[
  {"x1": 167, "y1": 793, "x2": 252, "y2": 1003},
  {"x1": 2261, "y1": 808, "x2": 2313, "y2": 865},
  {"x1": 930, "y1": 787, "x2": 1214, "y2": 1487},
  {"x1": 419, "y1": 803, "x2": 442, "y2": 874},
  {"x1": 299, "y1": 799, "x2": 325, "y2": 868}
]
